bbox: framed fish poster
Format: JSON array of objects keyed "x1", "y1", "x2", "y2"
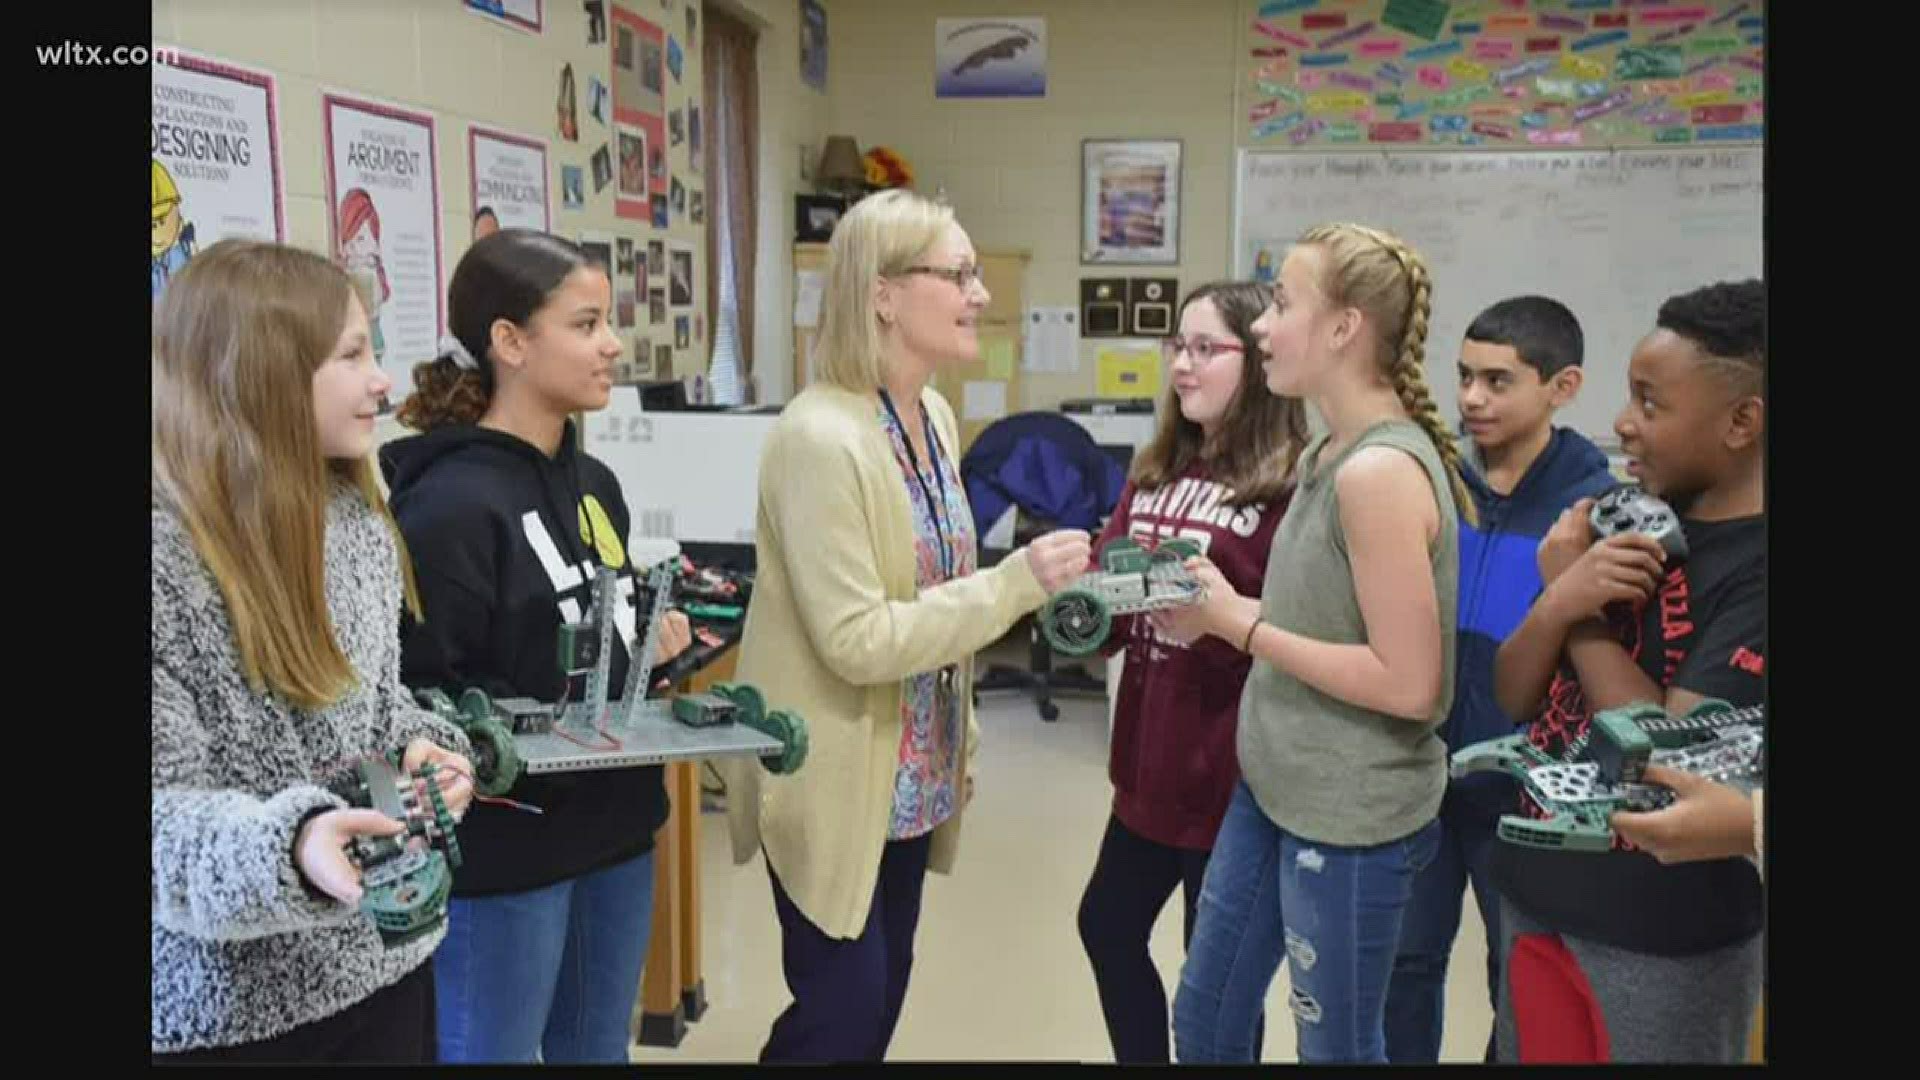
[{"x1": 936, "y1": 17, "x2": 1045, "y2": 98}]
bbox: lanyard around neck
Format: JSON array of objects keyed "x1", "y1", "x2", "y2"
[{"x1": 878, "y1": 389, "x2": 954, "y2": 581}]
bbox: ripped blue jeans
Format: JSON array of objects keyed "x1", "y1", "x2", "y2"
[{"x1": 1172, "y1": 779, "x2": 1440, "y2": 1063}]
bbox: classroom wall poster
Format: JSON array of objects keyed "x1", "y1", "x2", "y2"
[
  {"x1": 610, "y1": 4, "x2": 667, "y2": 220},
  {"x1": 936, "y1": 17, "x2": 1046, "y2": 98},
  {"x1": 323, "y1": 92, "x2": 444, "y2": 401},
  {"x1": 1083, "y1": 139, "x2": 1182, "y2": 265},
  {"x1": 151, "y1": 46, "x2": 285, "y2": 300},
  {"x1": 463, "y1": 0, "x2": 544, "y2": 34},
  {"x1": 468, "y1": 125, "x2": 550, "y2": 233},
  {"x1": 1237, "y1": 0, "x2": 1764, "y2": 149},
  {"x1": 800, "y1": 0, "x2": 828, "y2": 91}
]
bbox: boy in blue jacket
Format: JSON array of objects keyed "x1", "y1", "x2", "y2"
[{"x1": 1383, "y1": 296, "x2": 1615, "y2": 1063}]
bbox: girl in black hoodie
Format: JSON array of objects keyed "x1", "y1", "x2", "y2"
[{"x1": 382, "y1": 229, "x2": 692, "y2": 1063}]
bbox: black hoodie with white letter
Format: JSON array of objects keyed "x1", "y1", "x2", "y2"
[{"x1": 382, "y1": 422, "x2": 668, "y2": 897}]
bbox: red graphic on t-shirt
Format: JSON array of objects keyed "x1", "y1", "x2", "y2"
[{"x1": 1523, "y1": 568, "x2": 1700, "y2": 853}]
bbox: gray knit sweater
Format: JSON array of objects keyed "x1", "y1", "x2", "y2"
[{"x1": 151, "y1": 487, "x2": 470, "y2": 1054}]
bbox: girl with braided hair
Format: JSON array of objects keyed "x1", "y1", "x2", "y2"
[{"x1": 1156, "y1": 223, "x2": 1468, "y2": 1063}]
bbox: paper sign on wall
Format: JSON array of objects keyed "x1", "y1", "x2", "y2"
[
  {"x1": 983, "y1": 337, "x2": 1015, "y2": 380},
  {"x1": 963, "y1": 380, "x2": 1007, "y2": 421},
  {"x1": 1097, "y1": 344, "x2": 1162, "y2": 399}
]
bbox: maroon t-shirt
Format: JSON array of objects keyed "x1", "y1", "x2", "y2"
[{"x1": 1095, "y1": 460, "x2": 1289, "y2": 851}]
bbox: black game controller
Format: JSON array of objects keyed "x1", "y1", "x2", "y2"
[{"x1": 1588, "y1": 484, "x2": 1687, "y2": 562}]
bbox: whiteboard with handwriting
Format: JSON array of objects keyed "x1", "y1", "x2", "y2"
[{"x1": 1234, "y1": 147, "x2": 1762, "y2": 445}]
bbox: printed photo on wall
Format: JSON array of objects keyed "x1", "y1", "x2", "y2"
[
  {"x1": 617, "y1": 126, "x2": 649, "y2": 203},
  {"x1": 936, "y1": 17, "x2": 1046, "y2": 99},
  {"x1": 695, "y1": 312, "x2": 704, "y2": 342},
  {"x1": 639, "y1": 34, "x2": 665, "y2": 95},
  {"x1": 689, "y1": 190, "x2": 704, "y2": 224},
  {"x1": 616, "y1": 237, "x2": 635, "y2": 275},
  {"x1": 649, "y1": 143, "x2": 666, "y2": 183},
  {"x1": 689, "y1": 105, "x2": 702, "y2": 170},
  {"x1": 648, "y1": 239, "x2": 664, "y2": 275},
  {"x1": 557, "y1": 63, "x2": 580, "y2": 141},
  {"x1": 588, "y1": 76, "x2": 610, "y2": 125},
  {"x1": 675, "y1": 314, "x2": 690, "y2": 349},
  {"x1": 671, "y1": 177, "x2": 686, "y2": 215},
  {"x1": 656, "y1": 342, "x2": 674, "y2": 379},
  {"x1": 669, "y1": 244, "x2": 693, "y2": 306},
  {"x1": 686, "y1": 4, "x2": 697, "y2": 42},
  {"x1": 561, "y1": 164, "x2": 585, "y2": 208},
  {"x1": 669, "y1": 107, "x2": 684, "y2": 147},
  {"x1": 651, "y1": 193, "x2": 668, "y2": 227},
  {"x1": 591, "y1": 143, "x2": 613, "y2": 193},
  {"x1": 585, "y1": 0, "x2": 606, "y2": 43},
  {"x1": 578, "y1": 233, "x2": 614, "y2": 288},
  {"x1": 1081, "y1": 138, "x2": 1181, "y2": 265},
  {"x1": 649, "y1": 286, "x2": 666, "y2": 324},
  {"x1": 667, "y1": 35, "x2": 684, "y2": 82},
  {"x1": 635, "y1": 248, "x2": 648, "y2": 297},
  {"x1": 617, "y1": 285, "x2": 636, "y2": 328}
]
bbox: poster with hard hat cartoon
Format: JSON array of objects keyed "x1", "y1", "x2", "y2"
[
  {"x1": 150, "y1": 47, "x2": 284, "y2": 301},
  {"x1": 323, "y1": 91, "x2": 444, "y2": 402}
]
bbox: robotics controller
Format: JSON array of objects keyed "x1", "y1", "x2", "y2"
[{"x1": 1589, "y1": 483, "x2": 1687, "y2": 562}]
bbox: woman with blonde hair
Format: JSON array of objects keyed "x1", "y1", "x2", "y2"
[{"x1": 724, "y1": 189, "x2": 1091, "y2": 1062}]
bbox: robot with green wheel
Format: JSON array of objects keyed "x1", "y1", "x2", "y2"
[
  {"x1": 329, "y1": 757, "x2": 463, "y2": 947},
  {"x1": 409, "y1": 543, "x2": 809, "y2": 790},
  {"x1": 672, "y1": 682, "x2": 809, "y2": 774},
  {"x1": 1039, "y1": 536, "x2": 1210, "y2": 656}
]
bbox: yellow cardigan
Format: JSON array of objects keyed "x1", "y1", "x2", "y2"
[{"x1": 721, "y1": 383, "x2": 1048, "y2": 939}]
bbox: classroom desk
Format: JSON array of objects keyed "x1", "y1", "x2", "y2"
[{"x1": 634, "y1": 644, "x2": 738, "y2": 1048}]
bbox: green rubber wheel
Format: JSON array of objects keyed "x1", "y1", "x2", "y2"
[
  {"x1": 769, "y1": 709, "x2": 808, "y2": 774},
  {"x1": 414, "y1": 687, "x2": 457, "y2": 723},
  {"x1": 715, "y1": 682, "x2": 767, "y2": 730},
  {"x1": 1040, "y1": 587, "x2": 1111, "y2": 656},
  {"x1": 1095, "y1": 535, "x2": 1144, "y2": 572},
  {"x1": 1156, "y1": 537, "x2": 1202, "y2": 562},
  {"x1": 466, "y1": 719, "x2": 522, "y2": 797},
  {"x1": 457, "y1": 687, "x2": 494, "y2": 730}
]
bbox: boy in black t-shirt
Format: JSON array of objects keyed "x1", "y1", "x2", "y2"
[{"x1": 1487, "y1": 280, "x2": 1765, "y2": 1063}]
